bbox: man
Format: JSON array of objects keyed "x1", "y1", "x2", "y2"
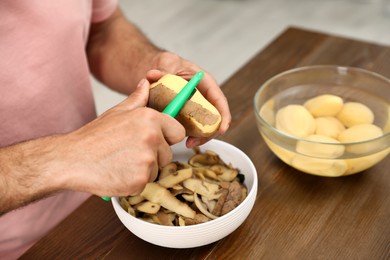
[{"x1": 0, "y1": 0, "x2": 231, "y2": 258}]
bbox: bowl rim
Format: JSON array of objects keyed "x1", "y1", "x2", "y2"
[
  {"x1": 112, "y1": 139, "x2": 258, "y2": 230},
  {"x1": 253, "y1": 65, "x2": 390, "y2": 147}
]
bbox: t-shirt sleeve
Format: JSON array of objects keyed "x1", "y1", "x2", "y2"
[{"x1": 91, "y1": 0, "x2": 118, "y2": 23}]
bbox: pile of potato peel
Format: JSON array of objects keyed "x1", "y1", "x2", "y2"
[{"x1": 120, "y1": 147, "x2": 247, "y2": 226}]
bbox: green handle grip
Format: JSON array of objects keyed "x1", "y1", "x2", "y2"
[{"x1": 162, "y1": 71, "x2": 204, "y2": 117}]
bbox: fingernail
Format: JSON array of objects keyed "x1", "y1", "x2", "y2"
[
  {"x1": 190, "y1": 139, "x2": 201, "y2": 148},
  {"x1": 220, "y1": 122, "x2": 230, "y2": 134},
  {"x1": 137, "y1": 78, "x2": 147, "y2": 88}
]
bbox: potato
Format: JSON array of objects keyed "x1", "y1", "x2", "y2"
[
  {"x1": 336, "y1": 102, "x2": 374, "y2": 127},
  {"x1": 315, "y1": 117, "x2": 345, "y2": 139},
  {"x1": 304, "y1": 94, "x2": 344, "y2": 117},
  {"x1": 261, "y1": 134, "x2": 295, "y2": 164},
  {"x1": 296, "y1": 134, "x2": 345, "y2": 159},
  {"x1": 259, "y1": 99, "x2": 275, "y2": 126},
  {"x1": 275, "y1": 105, "x2": 316, "y2": 138},
  {"x1": 344, "y1": 148, "x2": 390, "y2": 175},
  {"x1": 337, "y1": 124, "x2": 383, "y2": 154},
  {"x1": 338, "y1": 124, "x2": 383, "y2": 143},
  {"x1": 148, "y1": 74, "x2": 222, "y2": 137},
  {"x1": 384, "y1": 107, "x2": 390, "y2": 133},
  {"x1": 290, "y1": 155, "x2": 348, "y2": 177}
]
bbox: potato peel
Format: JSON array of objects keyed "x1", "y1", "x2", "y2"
[{"x1": 121, "y1": 148, "x2": 247, "y2": 226}]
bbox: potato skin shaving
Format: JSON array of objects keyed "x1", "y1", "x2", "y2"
[{"x1": 120, "y1": 148, "x2": 247, "y2": 226}]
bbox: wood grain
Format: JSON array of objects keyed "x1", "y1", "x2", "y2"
[{"x1": 21, "y1": 27, "x2": 390, "y2": 260}]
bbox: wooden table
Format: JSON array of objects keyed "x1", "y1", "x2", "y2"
[{"x1": 21, "y1": 27, "x2": 390, "y2": 259}]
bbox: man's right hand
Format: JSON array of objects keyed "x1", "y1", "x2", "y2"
[
  {"x1": 0, "y1": 78, "x2": 185, "y2": 213},
  {"x1": 61, "y1": 78, "x2": 186, "y2": 197}
]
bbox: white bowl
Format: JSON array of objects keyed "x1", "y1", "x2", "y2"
[{"x1": 112, "y1": 139, "x2": 258, "y2": 248}]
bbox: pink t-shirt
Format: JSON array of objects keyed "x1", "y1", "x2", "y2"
[{"x1": 0, "y1": 0, "x2": 117, "y2": 258}]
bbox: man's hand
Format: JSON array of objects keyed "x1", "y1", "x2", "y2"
[
  {"x1": 87, "y1": 8, "x2": 231, "y2": 148},
  {"x1": 0, "y1": 79, "x2": 185, "y2": 213},
  {"x1": 146, "y1": 53, "x2": 231, "y2": 148},
  {"x1": 60, "y1": 78, "x2": 186, "y2": 197}
]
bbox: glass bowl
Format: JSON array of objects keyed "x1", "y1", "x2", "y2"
[{"x1": 254, "y1": 65, "x2": 390, "y2": 177}]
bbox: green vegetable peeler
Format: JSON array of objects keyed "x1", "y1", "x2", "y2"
[{"x1": 102, "y1": 71, "x2": 204, "y2": 201}]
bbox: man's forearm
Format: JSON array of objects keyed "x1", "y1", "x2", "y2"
[
  {"x1": 87, "y1": 8, "x2": 162, "y2": 94},
  {"x1": 0, "y1": 136, "x2": 65, "y2": 215}
]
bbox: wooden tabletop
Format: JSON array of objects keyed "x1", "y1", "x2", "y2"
[{"x1": 21, "y1": 27, "x2": 390, "y2": 260}]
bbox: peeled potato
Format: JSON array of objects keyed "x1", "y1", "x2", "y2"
[
  {"x1": 148, "y1": 74, "x2": 222, "y2": 137},
  {"x1": 336, "y1": 102, "x2": 374, "y2": 127},
  {"x1": 344, "y1": 148, "x2": 390, "y2": 175},
  {"x1": 259, "y1": 99, "x2": 275, "y2": 126},
  {"x1": 296, "y1": 134, "x2": 345, "y2": 159},
  {"x1": 384, "y1": 107, "x2": 390, "y2": 133},
  {"x1": 304, "y1": 94, "x2": 344, "y2": 117},
  {"x1": 291, "y1": 155, "x2": 348, "y2": 177},
  {"x1": 261, "y1": 134, "x2": 295, "y2": 164},
  {"x1": 338, "y1": 124, "x2": 383, "y2": 143},
  {"x1": 338, "y1": 124, "x2": 383, "y2": 154},
  {"x1": 315, "y1": 117, "x2": 345, "y2": 139},
  {"x1": 275, "y1": 105, "x2": 316, "y2": 138}
]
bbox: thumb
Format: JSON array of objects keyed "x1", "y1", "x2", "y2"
[{"x1": 121, "y1": 78, "x2": 150, "y2": 110}]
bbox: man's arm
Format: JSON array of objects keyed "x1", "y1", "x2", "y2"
[
  {"x1": 86, "y1": 7, "x2": 232, "y2": 147},
  {"x1": 87, "y1": 8, "x2": 162, "y2": 94},
  {"x1": 0, "y1": 82, "x2": 186, "y2": 215},
  {"x1": 0, "y1": 135, "x2": 67, "y2": 215}
]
